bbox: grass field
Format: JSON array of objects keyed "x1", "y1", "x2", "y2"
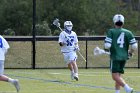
[{"x1": 0, "y1": 69, "x2": 140, "y2": 93}]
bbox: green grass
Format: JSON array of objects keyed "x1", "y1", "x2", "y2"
[{"x1": 0, "y1": 69, "x2": 139, "y2": 93}]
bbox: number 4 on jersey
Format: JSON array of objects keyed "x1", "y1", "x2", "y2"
[{"x1": 117, "y1": 32, "x2": 125, "y2": 48}]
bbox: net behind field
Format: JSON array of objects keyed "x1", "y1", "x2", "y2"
[
  {"x1": 4, "y1": 40, "x2": 139, "y2": 68},
  {"x1": 5, "y1": 42, "x2": 32, "y2": 68}
]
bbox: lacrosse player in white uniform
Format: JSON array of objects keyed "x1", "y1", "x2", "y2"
[
  {"x1": 0, "y1": 35, "x2": 20, "y2": 92},
  {"x1": 58, "y1": 21, "x2": 79, "y2": 81}
]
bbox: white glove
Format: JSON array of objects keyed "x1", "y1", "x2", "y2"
[
  {"x1": 128, "y1": 50, "x2": 133, "y2": 59},
  {"x1": 74, "y1": 45, "x2": 80, "y2": 51}
]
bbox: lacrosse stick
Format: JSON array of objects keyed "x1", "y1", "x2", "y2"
[
  {"x1": 53, "y1": 18, "x2": 87, "y2": 62},
  {"x1": 93, "y1": 46, "x2": 110, "y2": 56}
]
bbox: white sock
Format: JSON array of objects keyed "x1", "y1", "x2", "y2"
[
  {"x1": 71, "y1": 70, "x2": 74, "y2": 74},
  {"x1": 116, "y1": 90, "x2": 120, "y2": 93},
  {"x1": 74, "y1": 67, "x2": 78, "y2": 74},
  {"x1": 8, "y1": 78, "x2": 15, "y2": 84},
  {"x1": 124, "y1": 84, "x2": 131, "y2": 92}
]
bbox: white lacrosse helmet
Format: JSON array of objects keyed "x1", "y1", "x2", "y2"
[
  {"x1": 113, "y1": 14, "x2": 124, "y2": 24},
  {"x1": 64, "y1": 21, "x2": 73, "y2": 31}
]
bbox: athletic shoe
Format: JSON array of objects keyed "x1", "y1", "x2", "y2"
[
  {"x1": 74, "y1": 76, "x2": 79, "y2": 81},
  {"x1": 126, "y1": 88, "x2": 133, "y2": 93},
  {"x1": 12, "y1": 79, "x2": 20, "y2": 92},
  {"x1": 73, "y1": 73, "x2": 79, "y2": 81},
  {"x1": 130, "y1": 88, "x2": 133, "y2": 93}
]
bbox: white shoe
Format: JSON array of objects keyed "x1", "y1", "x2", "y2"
[
  {"x1": 12, "y1": 79, "x2": 20, "y2": 92},
  {"x1": 73, "y1": 73, "x2": 79, "y2": 81},
  {"x1": 74, "y1": 76, "x2": 79, "y2": 81},
  {"x1": 126, "y1": 88, "x2": 133, "y2": 93}
]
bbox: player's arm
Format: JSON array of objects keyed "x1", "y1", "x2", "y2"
[
  {"x1": 128, "y1": 42, "x2": 137, "y2": 58},
  {"x1": 128, "y1": 32, "x2": 138, "y2": 57},
  {"x1": 129, "y1": 42, "x2": 137, "y2": 54},
  {"x1": 59, "y1": 42, "x2": 66, "y2": 46},
  {"x1": 58, "y1": 32, "x2": 67, "y2": 46},
  {"x1": 104, "y1": 30, "x2": 112, "y2": 51},
  {"x1": 73, "y1": 33, "x2": 80, "y2": 51}
]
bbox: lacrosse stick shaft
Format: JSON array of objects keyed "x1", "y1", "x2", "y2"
[
  {"x1": 58, "y1": 26, "x2": 63, "y2": 32},
  {"x1": 77, "y1": 51, "x2": 87, "y2": 62}
]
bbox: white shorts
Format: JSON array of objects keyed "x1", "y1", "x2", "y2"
[
  {"x1": 0, "y1": 60, "x2": 4, "y2": 76},
  {"x1": 63, "y1": 51, "x2": 77, "y2": 64}
]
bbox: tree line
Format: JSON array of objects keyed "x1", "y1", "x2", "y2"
[{"x1": 0, "y1": 0, "x2": 140, "y2": 36}]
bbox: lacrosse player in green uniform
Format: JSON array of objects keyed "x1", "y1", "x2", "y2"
[{"x1": 104, "y1": 14, "x2": 137, "y2": 93}]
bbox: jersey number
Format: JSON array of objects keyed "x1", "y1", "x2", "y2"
[
  {"x1": 117, "y1": 32, "x2": 125, "y2": 48},
  {"x1": 66, "y1": 38, "x2": 74, "y2": 46}
]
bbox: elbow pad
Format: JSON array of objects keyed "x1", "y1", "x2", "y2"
[
  {"x1": 131, "y1": 43, "x2": 138, "y2": 50},
  {"x1": 104, "y1": 43, "x2": 111, "y2": 49}
]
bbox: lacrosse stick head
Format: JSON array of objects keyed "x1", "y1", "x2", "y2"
[
  {"x1": 93, "y1": 47, "x2": 100, "y2": 56},
  {"x1": 93, "y1": 47, "x2": 106, "y2": 56},
  {"x1": 53, "y1": 18, "x2": 60, "y2": 27}
]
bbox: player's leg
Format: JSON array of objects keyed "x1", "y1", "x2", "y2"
[
  {"x1": 69, "y1": 52, "x2": 78, "y2": 81},
  {"x1": 112, "y1": 73, "x2": 125, "y2": 87},
  {"x1": 68, "y1": 63, "x2": 74, "y2": 80},
  {"x1": 120, "y1": 61, "x2": 133, "y2": 93},
  {"x1": 71, "y1": 61, "x2": 78, "y2": 74},
  {"x1": 115, "y1": 80, "x2": 121, "y2": 93},
  {"x1": 111, "y1": 60, "x2": 133, "y2": 93},
  {"x1": 112, "y1": 73, "x2": 133, "y2": 93},
  {"x1": 63, "y1": 53, "x2": 74, "y2": 80},
  {"x1": 0, "y1": 60, "x2": 20, "y2": 92},
  {"x1": 111, "y1": 60, "x2": 125, "y2": 93},
  {"x1": 71, "y1": 61, "x2": 78, "y2": 81}
]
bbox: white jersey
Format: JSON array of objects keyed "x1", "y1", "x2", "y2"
[
  {"x1": 58, "y1": 31, "x2": 78, "y2": 53},
  {"x1": 0, "y1": 35, "x2": 10, "y2": 60}
]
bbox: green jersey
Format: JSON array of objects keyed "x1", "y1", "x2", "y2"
[{"x1": 105, "y1": 28, "x2": 137, "y2": 60}]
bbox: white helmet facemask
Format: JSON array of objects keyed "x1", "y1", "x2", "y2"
[{"x1": 66, "y1": 26, "x2": 72, "y2": 31}]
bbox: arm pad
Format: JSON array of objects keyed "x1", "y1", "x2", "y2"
[
  {"x1": 104, "y1": 43, "x2": 111, "y2": 49},
  {"x1": 131, "y1": 43, "x2": 137, "y2": 50}
]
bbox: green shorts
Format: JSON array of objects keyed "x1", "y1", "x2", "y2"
[{"x1": 110, "y1": 60, "x2": 126, "y2": 74}]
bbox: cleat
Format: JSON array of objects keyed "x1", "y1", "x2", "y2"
[
  {"x1": 74, "y1": 76, "x2": 79, "y2": 81},
  {"x1": 12, "y1": 79, "x2": 20, "y2": 92},
  {"x1": 127, "y1": 88, "x2": 133, "y2": 93},
  {"x1": 130, "y1": 88, "x2": 133, "y2": 93},
  {"x1": 73, "y1": 73, "x2": 79, "y2": 81}
]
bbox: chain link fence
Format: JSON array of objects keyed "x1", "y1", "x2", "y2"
[{"x1": 4, "y1": 36, "x2": 140, "y2": 69}]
